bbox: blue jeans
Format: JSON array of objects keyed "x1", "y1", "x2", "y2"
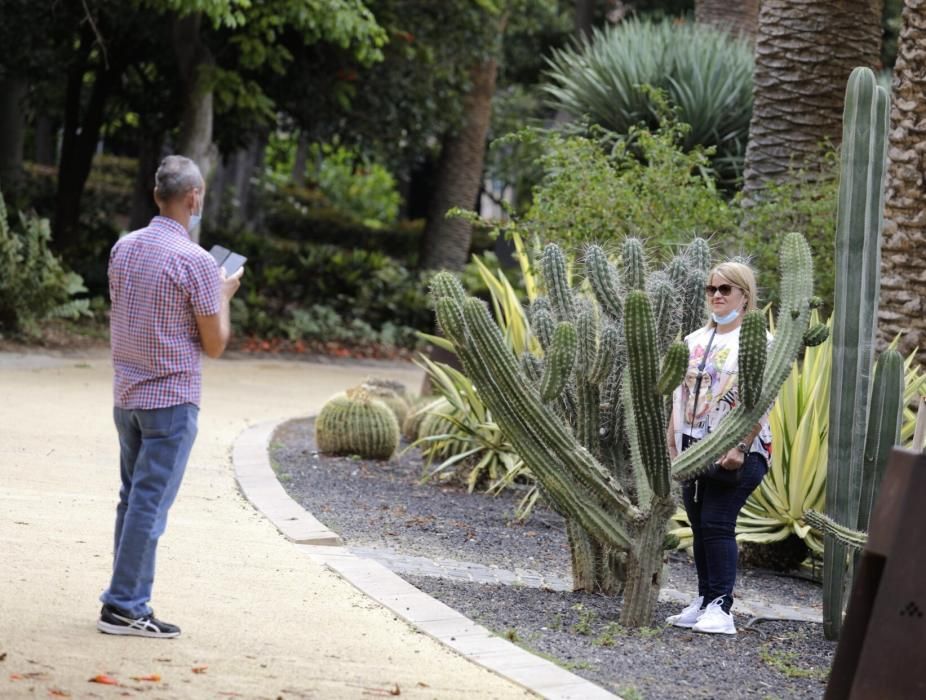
[
  {"x1": 101, "y1": 404, "x2": 198, "y2": 617},
  {"x1": 682, "y1": 453, "x2": 768, "y2": 612}
]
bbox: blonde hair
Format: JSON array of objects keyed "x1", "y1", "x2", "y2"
[{"x1": 705, "y1": 261, "x2": 758, "y2": 327}]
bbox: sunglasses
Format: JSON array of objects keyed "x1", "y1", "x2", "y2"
[{"x1": 704, "y1": 284, "x2": 743, "y2": 296}]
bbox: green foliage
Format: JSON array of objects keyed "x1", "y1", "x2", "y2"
[
  {"x1": 263, "y1": 135, "x2": 401, "y2": 227},
  {"x1": 315, "y1": 387, "x2": 400, "y2": 460},
  {"x1": 308, "y1": 143, "x2": 401, "y2": 227},
  {"x1": 0, "y1": 190, "x2": 89, "y2": 335},
  {"x1": 735, "y1": 152, "x2": 840, "y2": 313},
  {"x1": 543, "y1": 18, "x2": 753, "y2": 183},
  {"x1": 205, "y1": 227, "x2": 431, "y2": 348},
  {"x1": 506, "y1": 113, "x2": 736, "y2": 254}
]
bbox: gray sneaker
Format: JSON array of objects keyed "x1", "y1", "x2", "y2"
[
  {"x1": 97, "y1": 604, "x2": 181, "y2": 639},
  {"x1": 665, "y1": 596, "x2": 705, "y2": 628}
]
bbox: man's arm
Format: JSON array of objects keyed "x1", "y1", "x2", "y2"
[{"x1": 196, "y1": 267, "x2": 243, "y2": 358}]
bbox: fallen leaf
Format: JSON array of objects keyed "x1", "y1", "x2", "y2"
[
  {"x1": 0, "y1": 653, "x2": 6, "y2": 661},
  {"x1": 9, "y1": 674, "x2": 23, "y2": 681},
  {"x1": 390, "y1": 685, "x2": 401, "y2": 696},
  {"x1": 191, "y1": 666, "x2": 208, "y2": 674},
  {"x1": 130, "y1": 674, "x2": 161, "y2": 682},
  {"x1": 88, "y1": 674, "x2": 119, "y2": 685},
  {"x1": 155, "y1": 658, "x2": 171, "y2": 662},
  {"x1": 48, "y1": 689, "x2": 71, "y2": 697}
]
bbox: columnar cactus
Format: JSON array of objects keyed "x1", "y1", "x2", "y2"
[
  {"x1": 431, "y1": 231, "x2": 820, "y2": 626},
  {"x1": 315, "y1": 387, "x2": 400, "y2": 460},
  {"x1": 822, "y1": 66, "x2": 903, "y2": 641}
]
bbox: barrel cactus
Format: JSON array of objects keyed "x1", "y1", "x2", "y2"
[
  {"x1": 315, "y1": 387, "x2": 400, "y2": 460},
  {"x1": 431, "y1": 231, "x2": 820, "y2": 627},
  {"x1": 359, "y1": 378, "x2": 411, "y2": 425}
]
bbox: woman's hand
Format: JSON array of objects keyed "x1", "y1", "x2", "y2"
[{"x1": 717, "y1": 448, "x2": 745, "y2": 470}]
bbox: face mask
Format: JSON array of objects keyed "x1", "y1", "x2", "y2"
[
  {"x1": 188, "y1": 192, "x2": 203, "y2": 231},
  {"x1": 712, "y1": 308, "x2": 741, "y2": 325}
]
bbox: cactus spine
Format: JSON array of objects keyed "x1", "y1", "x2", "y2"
[
  {"x1": 431, "y1": 232, "x2": 819, "y2": 627},
  {"x1": 315, "y1": 388, "x2": 401, "y2": 460},
  {"x1": 823, "y1": 66, "x2": 898, "y2": 641}
]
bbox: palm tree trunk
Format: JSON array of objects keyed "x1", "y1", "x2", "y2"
[
  {"x1": 742, "y1": 0, "x2": 882, "y2": 200},
  {"x1": 695, "y1": 0, "x2": 759, "y2": 40},
  {"x1": 419, "y1": 56, "x2": 499, "y2": 271},
  {"x1": 879, "y1": 0, "x2": 926, "y2": 362}
]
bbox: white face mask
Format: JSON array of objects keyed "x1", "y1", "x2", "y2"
[
  {"x1": 712, "y1": 308, "x2": 741, "y2": 325},
  {"x1": 188, "y1": 191, "x2": 204, "y2": 231}
]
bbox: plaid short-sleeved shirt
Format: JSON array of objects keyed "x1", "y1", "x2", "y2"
[{"x1": 109, "y1": 216, "x2": 221, "y2": 409}]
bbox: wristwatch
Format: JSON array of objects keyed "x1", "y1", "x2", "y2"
[{"x1": 736, "y1": 442, "x2": 749, "y2": 454}]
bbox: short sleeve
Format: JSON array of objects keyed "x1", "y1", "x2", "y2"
[{"x1": 186, "y1": 251, "x2": 221, "y2": 317}]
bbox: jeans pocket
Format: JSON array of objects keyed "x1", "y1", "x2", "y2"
[{"x1": 137, "y1": 405, "x2": 197, "y2": 439}]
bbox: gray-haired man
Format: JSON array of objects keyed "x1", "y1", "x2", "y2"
[{"x1": 99, "y1": 155, "x2": 242, "y2": 638}]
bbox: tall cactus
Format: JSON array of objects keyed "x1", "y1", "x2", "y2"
[
  {"x1": 431, "y1": 232, "x2": 820, "y2": 626},
  {"x1": 822, "y1": 66, "x2": 902, "y2": 641}
]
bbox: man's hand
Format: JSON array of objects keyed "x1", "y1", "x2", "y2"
[{"x1": 219, "y1": 266, "x2": 244, "y2": 301}]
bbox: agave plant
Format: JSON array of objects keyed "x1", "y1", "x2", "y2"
[{"x1": 542, "y1": 18, "x2": 753, "y2": 180}]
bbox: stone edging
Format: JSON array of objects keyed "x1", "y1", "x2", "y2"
[{"x1": 231, "y1": 418, "x2": 621, "y2": 700}]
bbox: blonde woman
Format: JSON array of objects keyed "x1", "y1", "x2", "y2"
[{"x1": 664, "y1": 261, "x2": 772, "y2": 635}]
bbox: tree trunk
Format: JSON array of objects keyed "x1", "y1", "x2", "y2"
[
  {"x1": 879, "y1": 0, "x2": 926, "y2": 362},
  {"x1": 0, "y1": 76, "x2": 27, "y2": 192},
  {"x1": 129, "y1": 129, "x2": 164, "y2": 231},
  {"x1": 419, "y1": 56, "x2": 499, "y2": 271},
  {"x1": 291, "y1": 131, "x2": 308, "y2": 186},
  {"x1": 174, "y1": 11, "x2": 216, "y2": 242},
  {"x1": 53, "y1": 33, "x2": 114, "y2": 250},
  {"x1": 575, "y1": 0, "x2": 595, "y2": 40},
  {"x1": 34, "y1": 115, "x2": 56, "y2": 166},
  {"x1": 695, "y1": 0, "x2": 759, "y2": 40},
  {"x1": 741, "y1": 0, "x2": 882, "y2": 201}
]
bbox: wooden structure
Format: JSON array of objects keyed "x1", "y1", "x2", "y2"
[{"x1": 826, "y1": 448, "x2": 926, "y2": 699}]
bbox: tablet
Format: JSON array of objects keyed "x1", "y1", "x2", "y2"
[{"x1": 208, "y1": 245, "x2": 247, "y2": 276}]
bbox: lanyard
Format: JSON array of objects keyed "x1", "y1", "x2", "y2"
[{"x1": 687, "y1": 326, "x2": 718, "y2": 444}]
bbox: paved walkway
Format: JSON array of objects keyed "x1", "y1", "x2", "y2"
[{"x1": 0, "y1": 350, "x2": 531, "y2": 699}]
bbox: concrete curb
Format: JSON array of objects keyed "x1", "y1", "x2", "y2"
[{"x1": 232, "y1": 418, "x2": 621, "y2": 700}]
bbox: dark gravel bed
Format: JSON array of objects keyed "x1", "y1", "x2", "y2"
[
  {"x1": 272, "y1": 416, "x2": 835, "y2": 698},
  {"x1": 405, "y1": 576, "x2": 832, "y2": 700}
]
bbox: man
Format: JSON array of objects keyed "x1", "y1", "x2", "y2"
[{"x1": 98, "y1": 155, "x2": 243, "y2": 638}]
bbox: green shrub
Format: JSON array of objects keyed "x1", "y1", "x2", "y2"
[
  {"x1": 207, "y1": 226, "x2": 432, "y2": 349},
  {"x1": 259, "y1": 184, "x2": 423, "y2": 264},
  {"x1": 543, "y1": 17, "x2": 753, "y2": 184},
  {"x1": 0, "y1": 190, "x2": 90, "y2": 335},
  {"x1": 508, "y1": 111, "x2": 736, "y2": 255},
  {"x1": 735, "y1": 152, "x2": 839, "y2": 313}
]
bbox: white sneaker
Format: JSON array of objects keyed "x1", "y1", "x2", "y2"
[
  {"x1": 665, "y1": 596, "x2": 704, "y2": 628},
  {"x1": 692, "y1": 597, "x2": 736, "y2": 635}
]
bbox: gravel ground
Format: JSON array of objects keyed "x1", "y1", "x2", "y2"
[{"x1": 272, "y1": 417, "x2": 835, "y2": 699}]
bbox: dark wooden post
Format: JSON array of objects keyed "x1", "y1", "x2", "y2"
[{"x1": 825, "y1": 448, "x2": 926, "y2": 699}]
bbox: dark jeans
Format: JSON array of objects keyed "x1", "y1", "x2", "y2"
[{"x1": 682, "y1": 453, "x2": 768, "y2": 612}]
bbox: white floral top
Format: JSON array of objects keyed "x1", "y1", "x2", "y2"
[{"x1": 671, "y1": 324, "x2": 773, "y2": 463}]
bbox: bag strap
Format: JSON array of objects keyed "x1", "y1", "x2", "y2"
[{"x1": 686, "y1": 326, "x2": 717, "y2": 445}]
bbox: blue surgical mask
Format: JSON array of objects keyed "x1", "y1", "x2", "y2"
[
  {"x1": 188, "y1": 213, "x2": 202, "y2": 231},
  {"x1": 712, "y1": 308, "x2": 741, "y2": 325}
]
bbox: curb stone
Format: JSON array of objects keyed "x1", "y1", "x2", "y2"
[{"x1": 232, "y1": 418, "x2": 622, "y2": 700}]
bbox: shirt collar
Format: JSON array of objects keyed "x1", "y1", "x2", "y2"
[{"x1": 150, "y1": 215, "x2": 191, "y2": 239}]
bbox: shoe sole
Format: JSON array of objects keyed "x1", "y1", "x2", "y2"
[
  {"x1": 97, "y1": 620, "x2": 180, "y2": 639},
  {"x1": 692, "y1": 626, "x2": 736, "y2": 635},
  {"x1": 666, "y1": 618, "x2": 698, "y2": 628}
]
